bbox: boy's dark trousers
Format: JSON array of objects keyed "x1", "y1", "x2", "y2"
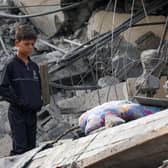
[{"x1": 8, "y1": 105, "x2": 37, "y2": 155}]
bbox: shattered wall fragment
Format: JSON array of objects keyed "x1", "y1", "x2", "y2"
[{"x1": 14, "y1": 0, "x2": 65, "y2": 37}]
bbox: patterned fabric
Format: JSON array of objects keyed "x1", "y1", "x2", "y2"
[{"x1": 79, "y1": 100, "x2": 161, "y2": 135}]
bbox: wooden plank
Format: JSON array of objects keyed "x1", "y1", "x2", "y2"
[
  {"x1": 39, "y1": 63, "x2": 50, "y2": 105},
  {"x1": 90, "y1": 135, "x2": 168, "y2": 168}
]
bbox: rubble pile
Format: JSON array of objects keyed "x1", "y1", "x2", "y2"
[
  {"x1": 159, "y1": 160, "x2": 168, "y2": 168},
  {"x1": 0, "y1": 0, "x2": 168, "y2": 158}
]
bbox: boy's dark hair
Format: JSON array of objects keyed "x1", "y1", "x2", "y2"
[{"x1": 15, "y1": 24, "x2": 37, "y2": 41}]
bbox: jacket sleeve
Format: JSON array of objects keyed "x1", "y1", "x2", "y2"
[{"x1": 0, "y1": 64, "x2": 20, "y2": 104}]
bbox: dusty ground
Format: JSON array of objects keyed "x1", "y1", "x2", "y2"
[{"x1": 0, "y1": 135, "x2": 11, "y2": 158}]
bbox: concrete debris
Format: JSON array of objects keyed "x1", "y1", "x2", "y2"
[
  {"x1": 135, "y1": 74, "x2": 160, "y2": 96},
  {"x1": 49, "y1": 58, "x2": 90, "y2": 82},
  {"x1": 135, "y1": 50, "x2": 161, "y2": 96},
  {"x1": 57, "y1": 82, "x2": 128, "y2": 114},
  {"x1": 141, "y1": 49, "x2": 159, "y2": 74},
  {"x1": 34, "y1": 39, "x2": 51, "y2": 53},
  {"x1": 135, "y1": 31, "x2": 161, "y2": 51},
  {"x1": 0, "y1": 101, "x2": 9, "y2": 135},
  {"x1": 154, "y1": 76, "x2": 168, "y2": 98},
  {"x1": 159, "y1": 160, "x2": 168, "y2": 168},
  {"x1": 32, "y1": 51, "x2": 64, "y2": 65},
  {"x1": 38, "y1": 39, "x2": 67, "y2": 54},
  {"x1": 0, "y1": 135, "x2": 11, "y2": 158},
  {"x1": 98, "y1": 76, "x2": 119, "y2": 88}
]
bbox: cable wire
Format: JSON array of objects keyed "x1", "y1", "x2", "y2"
[
  {"x1": 0, "y1": 2, "x2": 82, "y2": 19},
  {"x1": 106, "y1": 0, "x2": 118, "y2": 102},
  {"x1": 0, "y1": 3, "x2": 73, "y2": 10}
]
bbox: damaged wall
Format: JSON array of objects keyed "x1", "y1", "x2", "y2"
[{"x1": 87, "y1": 11, "x2": 168, "y2": 44}]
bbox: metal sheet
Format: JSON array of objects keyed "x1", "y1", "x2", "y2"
[{"x1": 135, "y1": 96, "x2": 168, "y2": 107}]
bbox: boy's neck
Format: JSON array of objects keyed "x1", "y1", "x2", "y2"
[{"x1": 16, "y1": 52, "x2": 29, "y2": 64}]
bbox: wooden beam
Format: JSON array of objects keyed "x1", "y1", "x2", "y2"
[{"x1": 39, "y1": 62, "x2": 50, "y2": 105}]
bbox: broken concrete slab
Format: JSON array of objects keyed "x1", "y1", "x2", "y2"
[
  {"x1": 14, "y1": 0, "x2": 65, "y2": 37},
  {"x1": 48, "y1": 58, "x2": 89, "y2": 82},
  {"x1": 31, "y1": 51, "x2": 64, "y2": 65},
  {"x1": 57, "y1": 82, "x2": 128, "y2": 114},
  {"x1": 135, "y1": 74, "x2": 160, "y2": 96}
]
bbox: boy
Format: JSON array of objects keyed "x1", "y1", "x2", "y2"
[{"x1": 0, "y1": 24, "x2": 43, "y2": 155}]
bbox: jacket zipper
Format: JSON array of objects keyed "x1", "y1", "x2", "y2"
[{"x1": 26, "y1": 64, "x2": 30, "y2": 71}]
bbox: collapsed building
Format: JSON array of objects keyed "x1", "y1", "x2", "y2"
[{"x1": 0, "y1": 0, "x2": 168, "y2": 167}]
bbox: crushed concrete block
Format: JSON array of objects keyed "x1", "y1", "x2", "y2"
[
  {"x1": 126, "y1": 78, "x2": 137, "y2": 98},
  {"x1": 135, "y1": 31, "x2": 160, "y2": 51},
  {"x1": 154, "y1": 76, "x2": 168, "y2": 98},
  {"x1": 75, "y1": 90, "x2": 91, "y2": 97},
  {"x1": 135, "y1": 74, "x2": 160, "y2": 94},
  {"x1": 98, "y1": 76, "x2": 119, "y2": 88},
  {"x1": 62, "y1": 114, "x2": 81, "y2": 126}
]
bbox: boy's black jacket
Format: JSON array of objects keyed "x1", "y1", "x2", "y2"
[{"x1": 0, "y1": 56, "x2": 43, "y2": 112}]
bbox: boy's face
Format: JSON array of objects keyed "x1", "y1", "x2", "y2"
[{"x1": 15, "y1": 39, "x2": 36, "y2": 57}]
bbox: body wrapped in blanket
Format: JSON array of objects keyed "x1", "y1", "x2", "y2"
[{"x1": 79, "y1": 100, "x2": 161, "y2": 135}]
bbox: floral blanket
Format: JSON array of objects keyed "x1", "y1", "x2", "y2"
[{"x1": 79, "y1": 100, "x2": 161, "y2": 135}]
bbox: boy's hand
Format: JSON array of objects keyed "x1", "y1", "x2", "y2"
[
  {"x1": 16, "y1": 98, "x2": 43, "y2": 112},
  {"x1": 17, "y1": 99, "x2": 29, "y2": 110}
]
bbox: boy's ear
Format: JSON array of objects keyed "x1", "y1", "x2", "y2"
[{"x1": 15, "y1": 40, "x2": 20, "y2": 47}]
